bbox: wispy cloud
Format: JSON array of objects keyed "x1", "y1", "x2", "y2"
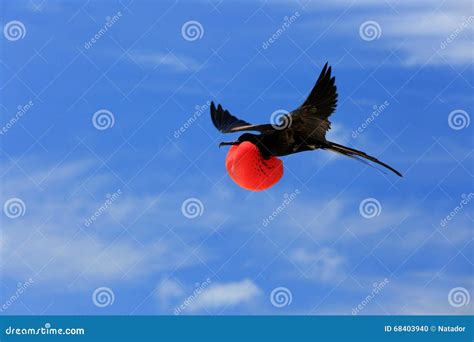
[
  {"x1": 156, "y1": 278, "x2": 185, "y2": 307},
  {"x1": 130, "y1": 51, "x2": 200, "y2": 72},
  {"x1": 290, "y1": 247, "x2": 347, "y2": 283},
  {"x1": 187, "y1": 279, "x2": 262, "y2": 312},
  {"x1": 376, "y1": 10, "x2": 473, "y2": 66},
  {"x1": 303, "y1": 0, "x2": 473, "y2": 66},
  {"x1": 0, "y1": 159, "x2": 204, "y2": 291}
]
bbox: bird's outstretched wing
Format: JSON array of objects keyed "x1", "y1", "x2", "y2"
[
  {"x1": 210, "y1": 102, "x2": 272, "y2": 133},
  {"x1": 288, "y1": 63, "x2": 339, "y2": 141},
  {"x1": 298, "y1": 62, "x2": 338, "y2": 117}
]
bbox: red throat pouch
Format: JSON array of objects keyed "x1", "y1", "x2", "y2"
[{"x1": 225, "y1": 142, "x2": 283, "y2": 191}]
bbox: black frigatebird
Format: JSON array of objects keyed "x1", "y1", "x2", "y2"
[{"x1": 211, "y1": 63, "x2": 402, "y2": 189}]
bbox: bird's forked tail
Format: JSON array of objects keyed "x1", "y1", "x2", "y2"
[{"x1": 323, "y1": 141, "x2": 402, "y2": 177}]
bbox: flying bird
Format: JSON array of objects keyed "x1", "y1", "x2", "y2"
[{"x1": 211, "y1": 63, "x2": 402, "y2": 191}]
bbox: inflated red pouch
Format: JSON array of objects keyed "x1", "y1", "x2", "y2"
[{"x1": 225, "y1": 142, "x2": 283, "y2": 191}]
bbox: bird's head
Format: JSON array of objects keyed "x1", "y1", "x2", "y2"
[{"x1": 219, "y1": 133, "x2": 260, "y2": 148}]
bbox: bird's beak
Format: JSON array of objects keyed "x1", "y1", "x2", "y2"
[{"x1": 219, "y1": 141, "x2": 239, "y2": 148}]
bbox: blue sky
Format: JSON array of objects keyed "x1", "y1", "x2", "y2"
[{"x1": 0, "y1": 0, "x2": 472, "y2": 315}]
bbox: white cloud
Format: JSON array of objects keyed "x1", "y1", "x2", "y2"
[
  {"x1": 156, "y1": 278, "x2": 185, "y2": 305},
  {"x1": 301, "y1": 0, "x2": 473, "y2": 66},
  {"x1": 1, "y1": 156, "x2": 471, "y2": 314},
  {"x1": 1, "y1": 230, "x2": 193, "y2": 289},
  {"x1": 187, "y1": 279, "x2": 262, "y2": 312},
  {"x1": 377, "y1": 11, "x2": 473, "y2": 66},
  {"x1": 386, "y1": 278, "x2": 473, "y2": 315},
  {"x1": 326, "y1": 123, "x2": 352, "y2": 145},
  {"x1": 291, "y1": 247, "x2": 347, "y2": 283},
  {"x1": 130, "y1": 51, "x2": 200, "y2": 72},
  {"x1": 0, "y1": 159, "x2": 204, "y2": 291}
]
